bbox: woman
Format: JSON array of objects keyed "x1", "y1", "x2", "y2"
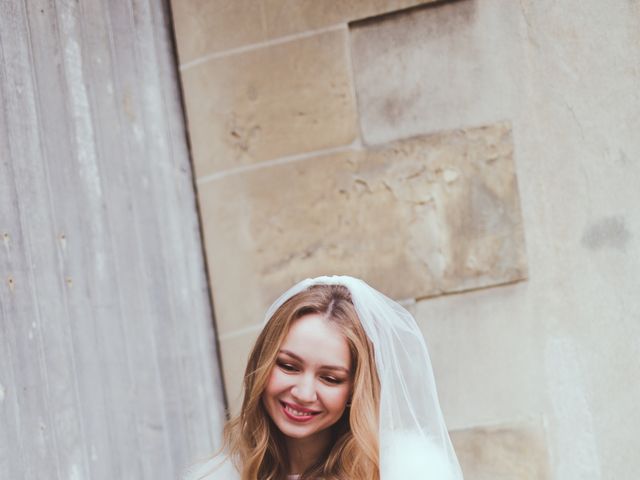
[{"x1": 186, "y1": 276, "x2": 463, "y2": 480}]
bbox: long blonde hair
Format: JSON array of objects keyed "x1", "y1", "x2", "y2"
[{"x1": 224, "y1": 284, "x2": 380, "y2": 480}]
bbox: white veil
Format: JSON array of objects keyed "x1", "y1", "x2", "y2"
[{"x1": 264, "y1": 275, "x2": 464, "y2": 480}]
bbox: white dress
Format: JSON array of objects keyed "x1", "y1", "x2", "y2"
[
  {"x1": 184, "y1": 437, "x2": 453, "y2": 479},
  {"x1": 183, "y1": 456, "x2": 302, "y2": 480},
  {"x1": 182, "y1": 455, "x2": 239, "y2": 480}
]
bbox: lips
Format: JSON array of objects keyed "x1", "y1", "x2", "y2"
[{"x1": 280, "y1": 401, "x2": 320, "y2": 423}]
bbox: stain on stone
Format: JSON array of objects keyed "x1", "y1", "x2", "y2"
[
  {"x1": 226, "y1": 114, "x2": 261, "y2": 155},
  {"x1": 581, "y1": 216, "x2": 631, "y2": 251},
  {"x1": 246, "y1": 84, "x2": 258, "y2": 101},
  {"x1": 618, "y1": 149, "x2": 632, "y2": 166},
  {"x1": 451, "y1": 421, "x2": 552, "y2": 479},
  {"x1": 351, "y1": 0, "x2": 475, "y2": 39},
  {"x1": 380, "y1": 87, "x2": 421, "y2": 127}
]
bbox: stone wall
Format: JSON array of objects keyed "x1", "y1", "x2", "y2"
[{"x1": 171, "y1": 1, "x2": 640, "y2": 478}]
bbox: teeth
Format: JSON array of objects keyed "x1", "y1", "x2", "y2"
[{"x1": 285, "y1": 404, "x2": 313, "y2": 417}]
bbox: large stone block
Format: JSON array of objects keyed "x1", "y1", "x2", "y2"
[
  {"x1": 170, "y1": 0, "x2": 266, "y2": 65},
  {"x1": 199, "y1": 122, "x2": 526, "y2": 335},
  {"x1": 451, "y1": 422, "x2": 552, "y2": 479},
  {"x1": 263, "y1": 0, "x2": 440, "y2": 38},
  {"x1": 181, "y1": 29, "x2": 358, "y2": 178},
  {"x1": 350, "y1": 0, "x2": 522, "y2": 145},
  {"x1": 413, "y1": 283, "x2": 544, "y2": 431}
]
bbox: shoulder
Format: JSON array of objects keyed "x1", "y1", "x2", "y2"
[{"x1": 183, "y1": 454, "x2": 239, "y2": 480}]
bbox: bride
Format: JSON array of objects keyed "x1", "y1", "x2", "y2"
[{"x1": 185, "y1": 276, "x2": 463, "y2": 480}]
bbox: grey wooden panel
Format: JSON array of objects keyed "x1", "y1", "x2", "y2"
[
  {"x1": 132, "y1": 0, "x2": 224, "y2": 459},
  {"x1": 0, "y1": 0, "x2": 226, "y2": 478},
  {"x1": 147, "y1": 1, "x2": 226, "y2": 456},
  {"x1": 61, "y1": 0, "x2": 171, "y2": 477},
  {"x1": 0, "y1": 62, "x2": 30, "y2": 479},
  {"x1": 1, "y1": 3, "x2": 84, "y2": 478},
  {"x1": 76, "y1": 0, "x2": 184, "y2": 475},
  {"x1": 38, "y1": 1, "x2": 136, "y2": 478}
]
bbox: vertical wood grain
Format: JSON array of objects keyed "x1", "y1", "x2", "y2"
[
  {"x1": 0, "y1": 0, "x2": 226, "y2": 478},
  {"x1": 147, "y1": 0, "x2": 225, "y2": 455}
]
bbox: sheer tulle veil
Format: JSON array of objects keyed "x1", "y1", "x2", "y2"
[
  {"x1": 184, "y1": 275, "x2": 463, "y2": 479},
  {"x1": 264, "y1": 275, "x2": 464, "y2": 480}
]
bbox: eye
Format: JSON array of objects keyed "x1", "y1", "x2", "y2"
[
  {"x1": 276, "y1": 360, "x2": 298, "y2": 373},
  {"x1": 321, "y1": 376, "x2": 346, "y2": 385}
]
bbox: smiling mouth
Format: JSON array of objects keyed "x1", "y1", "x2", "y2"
[{"x1": 280, "y1": 401, "x2": 320, "y2": 422}]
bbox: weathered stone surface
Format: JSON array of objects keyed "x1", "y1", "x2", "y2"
[
  {"x1": 199, "y1": 122, "x2": 526, "y2": 335},
  {"x1": 451, "y1": 422, "x2": 552, "y2": 479},
  {"x1": 219, "y1": 328, "x2": 261, "y2": 413},
  {"x1": 413, "y1": 282, "x2": 543, "y2": 431},
  {"x1": 170, "y1": 0, "x2": 266, "y2": 65},
  {"x1": 171, "y1": 0, "x2": 441, "y2": 63},
  {"x1": 181, "y1": 29, "x2": 358, "y2": 178},
  {"x1": 263, "y1": 0, "x2": 439, "y2": 38},
  {"x1": 350, "y1": 0, "x2": 522, "y2": 145}
]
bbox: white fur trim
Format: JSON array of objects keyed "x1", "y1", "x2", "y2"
[{"x1": 380, "y1": 431, "x2": 456, "y2": 479}]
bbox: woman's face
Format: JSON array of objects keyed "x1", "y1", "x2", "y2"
[{"x1": 262, "y1": 313, "x2": 352, "y2": 443}]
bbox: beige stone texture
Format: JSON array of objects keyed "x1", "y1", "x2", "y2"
[
  {"x1": 199, "y1": 122, "x2": 526, "y2": 339},
  {"x1": 451, "y1": 422, "x2": 551, "y2": 479},
  {"x1": 181, "y1": 29, "x2": 358, "y2": 178},
  {"x1": 344, "y1": 1, "x2": 640, "y2": 478},
  {"x1": 170, "y1": 0, "x2": 266, "y2": 65},
  {"x1": 170, "y1": 0, "x2": 441, "y2": 63},
  {"x1": 218, "y1": 328, "x2": 261, "y2": 413},
  {"x1": 412, "y1": 283, "x2": 545, "y2": 431},
  {"x1": 350, "y1": 0, "x2": 521, "y2": 145},
  {"x1": 262, "y1": 0, "x2": 439, "y2": 39},
  {"x1": 178, "y1": 0, "x2": 640, "y2": 478}
]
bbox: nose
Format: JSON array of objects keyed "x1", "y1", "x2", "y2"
[{"x1": 290, "y1": 375, "x2": 317, "y2": 403}]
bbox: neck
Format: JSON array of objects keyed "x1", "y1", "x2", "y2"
[{"x1": 285, "y1": 429, "x2": 332, "y2": 475}]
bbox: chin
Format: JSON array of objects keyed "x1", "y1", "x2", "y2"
[{"x1": 280, "y1": 426, "x2": 315, "y2": 439}]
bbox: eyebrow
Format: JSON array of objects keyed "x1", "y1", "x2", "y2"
[{"x1": 278, "y1": 349, "x2": 350, "y2": 373}]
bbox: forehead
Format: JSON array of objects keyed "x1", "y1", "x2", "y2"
[{"x1": 280, "y1": 313, "x2": 351, "y2": 369}]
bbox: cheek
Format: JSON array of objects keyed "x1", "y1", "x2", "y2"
[
  {"x1": 321, "y1": 385, "x2": 351, "y2": 411},
  {"x1": 263, "y1": 369, "x2": 290, "y2": 397}
]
